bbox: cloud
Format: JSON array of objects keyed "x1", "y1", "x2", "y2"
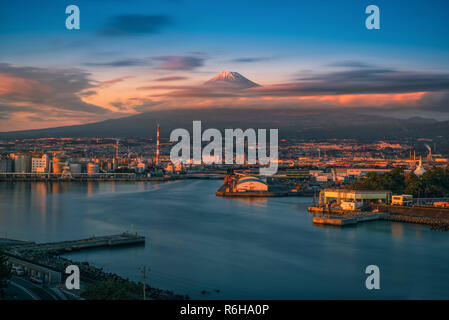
[
  {"x1": 418, "y1": 91, "x2": 449, "y2": 112},
  {"x1": 0, "y1": 103, "x2": 36, "y2": 120},
  {"x1": 83, "y1": 58, "x2": 149, "y2": 67},
  {"x1": 133, "y1": 100, "x2": 165, "y2": 113},
  {"x1": 152, "y1": 56, "x2": 205, "y2": 71},
  {"x1": 107, "y1": 97, "x2": 164, "y2": 113},
  {"x1": 78, "y1": 90, "x2": 97, "y2": 97},
  {"x1": 142, "y1": 62, "x2": 449, "y2": 112},
  {"x1": 153, "y1": 76, "x2": 188, "y2": 82},
  {"x1": 327, "y1": 61, "x2": 376, "y2": 69},
  {"x1": 0, "y1": 63, "x2": 108, "y2": 116},
  {"x1": 99, "y1": 76, "x2": 133, "y2": 87},
  {"x1": 230, "y1": 57, "x2": 273, "y2": 63},
  {"x1": 99, "y1": 14, "x2": 173, "y2": 36},
  {"x1": 268, "y1": 68, "x2": 449, "y2": 96}
]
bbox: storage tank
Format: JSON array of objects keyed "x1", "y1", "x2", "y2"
[
  {"x1": 52, "y1": 157, "x2": 66, "y2": 174},
  {"x1": 69, "y1": 163, "x2": 82, "y2": 175},
  {"x1": 14, "y1": 155, "x2": 31, "y2": 173},
  {"x1": 87, "y1": 162, "x2": 99, "y2": 176}
]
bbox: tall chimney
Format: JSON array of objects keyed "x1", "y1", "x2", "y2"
[
  {"x1": 156, "y1": 124, "x2": 160, "y2": 165},
  {"x1": 115, "y1": 139, "x2": 119, "y2": 159}
]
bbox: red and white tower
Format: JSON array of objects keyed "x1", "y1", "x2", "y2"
[{"x1": 156, "y1": 124, "x2": 160, "y2": 165}]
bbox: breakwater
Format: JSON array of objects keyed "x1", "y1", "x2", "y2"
[
  {"x1": 6, "y1": 233, "x2": 145, "y2": 255},
  {"x1": 2, "y1": 233, "x2": 184, "y2": 299},
  {"x1": 313, "y1": 212, "x2": 388, "y2": 226},
  {"x1": 374, "y1": 204, "x2": 449, "y2": 219},
  {"x1": 308, "y1": 204, "x2": 449, "y2": 231},
  {"x1": 384, "y1": 214, "x2": 449, "y2": 231}
]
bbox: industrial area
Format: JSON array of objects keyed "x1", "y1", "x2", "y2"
[{"x1": 308, "y1": 188, "x2": 449, "y2": 230}]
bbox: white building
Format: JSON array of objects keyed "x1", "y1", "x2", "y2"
[
  {"x1": 414, "y1": 159, "x2": 426, "y2": 176},
  {"x1": 31, "y1": 154, "x2": 50, "y2": 173}
]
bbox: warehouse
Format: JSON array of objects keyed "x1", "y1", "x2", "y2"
[{"x1": 235, "y1": 175, "x2": 268, "y2": 192}]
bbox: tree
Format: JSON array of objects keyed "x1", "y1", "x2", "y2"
[
  {"x1": 80, "y1": 279, "x2": 142, "y2": 300},
  {"x1": 351, "y1": 167, "x2": 405, "y2": 193},
  {"x1": 0, "y1": 247, "x2": 12, "y2": 298},
  {"x1": 351, "y1": 165, "x2": 449, "y2": 198}
]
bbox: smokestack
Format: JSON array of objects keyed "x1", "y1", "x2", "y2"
[
  {"x1": 156, "y1": 124, "x2": 160, "y2": 165},
  {"x1": 425, "y1": 143, "x2": 432, "y2": 160},
  {"x1": 115, "y1": 139, "x2": 119, "y2": 159}
]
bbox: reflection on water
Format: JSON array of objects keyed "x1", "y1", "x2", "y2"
[
  {"x1": 232, "y1": 197, "x2": 268, "y2": 207},
  {"x1": 391, "y1": 222, "x2": 404, "y2": 237},
  {"x1": 0, "y1": 180, "x2": 448, "y2": 299}
]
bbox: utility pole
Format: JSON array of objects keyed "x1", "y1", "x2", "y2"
[{"x1": 141, "y1": 266, "x2": 146, "y2": 300}]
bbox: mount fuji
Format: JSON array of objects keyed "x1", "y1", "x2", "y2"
[{"x1": 204, "y1": 71, "x2": 261, "y2": 89}]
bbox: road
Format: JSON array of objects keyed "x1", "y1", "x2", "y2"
[{"x1": 5, "y1": 276, "x2": 61, "y2": 300}]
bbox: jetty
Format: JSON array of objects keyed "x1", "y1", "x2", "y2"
[
  {"x1": 313, "y1": 212, "x2": 388, "y2": 226},
  {"x1": 5, "y1": 233, "x2": 145, "y2": 255},
  {"x1": 1, "y1": 232, "x2": 183, "y2": 299}
]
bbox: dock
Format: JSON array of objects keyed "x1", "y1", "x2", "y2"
[
  {"x1": 5, "y1": 233, "x2": 145, "y2": 255},
  {"x1": 216, "y1": 183, "x2": 302, "y2": 197},
  {"x1": 2, "y1": 233, "x2": 147, "y2": 286},
  {"x1": 2, "y1": 233, "x2": 184, "y2": 299},
  {"x1": 313, "y1": 213, "x2": 389, "y2": 226}
]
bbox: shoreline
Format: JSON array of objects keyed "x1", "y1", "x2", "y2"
[
  {"x1": 0, "y1": 175, "x2": 225, "y2": 182},
  {"x1": 1, "y1": 234, "x2": 185, "y2": 300}
]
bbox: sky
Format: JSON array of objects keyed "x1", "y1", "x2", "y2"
[{"x1": 1, "y1": 0, "x2": 449, "y2": 131}]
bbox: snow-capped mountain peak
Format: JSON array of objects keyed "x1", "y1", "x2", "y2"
[{"x1": 204, "y1": 71, "x2": 260, "y2": 88}]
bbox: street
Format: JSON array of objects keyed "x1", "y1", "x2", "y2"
[{"x1": 4, "y1": 276, "x2": 61, "y2": 300}]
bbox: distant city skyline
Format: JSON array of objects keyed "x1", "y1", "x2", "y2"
[{"x1": 1, "y1": 0, "x2": 449, "y2": 131}]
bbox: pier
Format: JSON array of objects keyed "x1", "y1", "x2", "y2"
[
  {"x1": 1, "y1": 232, "x2": 182, "y2": 299},
  {"x1": 5, "y1": 233, "x2": 145, "y2": 255},
  {"x1": 2, "y1": 233, "x2": 146, "y2": 284},
  {"x1": 313, "y1": 213, "x2": 388, "y2": 226}
]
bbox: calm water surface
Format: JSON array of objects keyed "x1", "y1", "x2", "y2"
[{"x1": 0, "y1": 180, "x2": 448, "y2": 299}]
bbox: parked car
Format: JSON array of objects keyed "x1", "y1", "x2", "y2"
[
  {"x1": 12, "y1": 265, "x2": 25, "y2": 276},
  {"x1": 30, "y1": 274, "x2": 44, "y2": 284}
]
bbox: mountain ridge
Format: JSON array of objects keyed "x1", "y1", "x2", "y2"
[{"x1": 0, "y1": 108, "x2": 446, "y2": 141}]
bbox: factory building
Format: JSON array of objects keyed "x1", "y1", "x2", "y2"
[
  {"x1": 14, "y1": 154, "x2": 31, "y2": 173},
  {"x1": 69, "y1": 163, "x2": 82, "y2": 175},
  {"x1": 87, "y1": 162, "x2": 99, "y2": 176},
  {"x1": 0, "y1": 158, "x2": 13, "y2": 172},
  {"x1": 52, "y1": 157, "x2": 67, "y2": 174},
  {"x1": 31, "y1": 154, "x2": 50, "y2": 173},
  {"x1": 319, "y1": 189, "x2": 392, "y2": 207}
]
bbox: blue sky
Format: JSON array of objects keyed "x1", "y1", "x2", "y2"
[
  {"x1": 1, "y1": 0, "x2": 449, "y2": 71},
  {"x1": 1, "y1": 0, "x2": 449, "y2": 130}
]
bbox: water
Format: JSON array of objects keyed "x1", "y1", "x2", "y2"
[{"x1": 0, "y1": 180, "x2": 448, "y2": 299}]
